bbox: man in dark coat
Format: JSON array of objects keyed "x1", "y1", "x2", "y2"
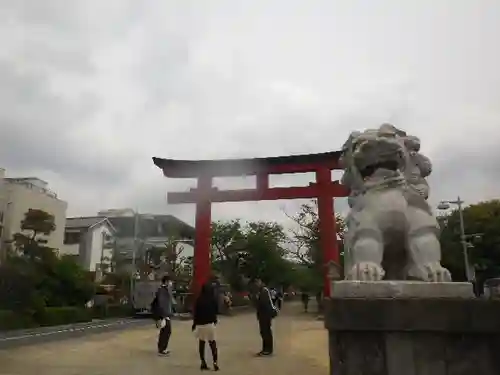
[
  {"x1": 155, "y1": 275, "x2": 175, "y2": 356},
  {"x1": 254, "y1": 278, "x2": 278, "y2": 356}
]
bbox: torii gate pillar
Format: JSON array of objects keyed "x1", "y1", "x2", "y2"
[
  {"x1": 316, "y1": 167, "x2": 339, "y2": 298},
  {"x1": 193, "y1": 175, "x2": 212, "y2": 296}
]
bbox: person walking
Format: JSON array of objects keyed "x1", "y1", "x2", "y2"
[
  {"x1": 254, "y1": 278, "x2": 278, "y2": 357},
  {"x1": 276, "y1": 289, "x2": 283, "y2": 310},
  {"x1": 301, "y1": 291, "x2": 310, "y2": 312},
  {"x1": 153, "y1": 275, "x2": 175, "y2": 356},
  {"x1": 192, "y1": 282, "x2": 220, "y2": 371}
]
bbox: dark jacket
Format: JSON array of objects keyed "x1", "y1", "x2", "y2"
[
  {"x1": 256, "y1": 286, "x2": 277, "y2": 320},
  {"x1": 193, "y1": 293, "x2": 218, "y2": 326},
  {"x1": 156, "y1": 284, "x2": 174, "y2": 318}
]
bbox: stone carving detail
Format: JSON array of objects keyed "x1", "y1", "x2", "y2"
[{"x1": 340, "y1": 124, "x2": 451, "y2": 282}]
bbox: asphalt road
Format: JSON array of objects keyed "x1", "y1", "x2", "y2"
[{"x1": 0, "y1": 318, "x2": 152, "y2": 349}]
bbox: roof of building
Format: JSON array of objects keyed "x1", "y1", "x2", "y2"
[
  {"x1": 66, "y1": 216, "x2": 116, "y2": 231},
  {"x1": 107, "y1": 214, "x2": 195, "y2": 239},
  {"x1": 5, "y1": 177, "x2": 48, "y2": 184},
  {"x1": 152, "y1": 150, "x2": 342, "y2": 178}
]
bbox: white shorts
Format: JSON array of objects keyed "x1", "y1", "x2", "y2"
[{"x1": 195, "y1": 323, "x2": 216, "y2": 341}]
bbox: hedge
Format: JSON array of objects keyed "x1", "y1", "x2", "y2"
[
  {"x1": 0, "y1": 310, "x2": 37, "y2": 331},
  {"x1": 92, "y1": 304, "x2": 133, "y2": 319},
  {"x1": 0, "y1": 304, "x2": 133, "y2": 332},
  {"x1": 36, "y1": 306, "x2": 92, "y2": 327}
]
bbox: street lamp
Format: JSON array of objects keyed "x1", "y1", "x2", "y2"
[
  {"x1": 437, "y1": 197, "x2": 472, "y2": 282},
  {"x1": 130, "y1": 212, "x2": 155, "y2": 296}
]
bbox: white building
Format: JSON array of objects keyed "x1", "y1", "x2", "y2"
[
  {"x1": 0, "y1": 171, "x2": 67, "y2": 258},
  {"x1": 96, "y1": 208, "x2": 195, "y2": 273},
  {"x1": 62, "y1": 216, "x2": 116, "y2": 272},
  {"x1": 97, "y1": 208, "x2": 135, "y2": 217}
]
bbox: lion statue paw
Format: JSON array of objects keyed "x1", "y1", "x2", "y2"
[
  {"x1": 346, "y1": 262, "x2": 386, "y2": 281},
  {"x1": 407, "y1": 263, "x2": 452, "y2": 282}
]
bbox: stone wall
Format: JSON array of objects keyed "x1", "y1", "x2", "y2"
[{"x1": 326, "y1": 284, "x2": 500, "y2": 375}]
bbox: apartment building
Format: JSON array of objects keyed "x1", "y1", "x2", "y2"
[
  {"x1": 0, "y1": 171, "x2": 67, "y2": 257},
  {"x1": 62, "y1": 216, "x2": 115, "y2": 272}
]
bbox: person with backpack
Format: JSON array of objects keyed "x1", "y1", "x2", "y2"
[
  {"x1": 151, "y1": 275, "x2": 175, "y2": 356},
  {"x1": 192, "y1": 282, "x2": 220, "y2": 371},
  {"x1": 253, "y1": 278, "x2": 278, "y2": 356},
  {"x1": 269, "y1": 288, "x2": 278, "y2": 306}
]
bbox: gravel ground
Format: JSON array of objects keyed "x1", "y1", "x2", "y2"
[{"x1": 0, "y1": 304, "x2": 329, "y2": 375}]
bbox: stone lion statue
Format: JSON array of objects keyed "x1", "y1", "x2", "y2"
[{"x1": 340, "y1": 123, "x2": 451, "y2": 282}]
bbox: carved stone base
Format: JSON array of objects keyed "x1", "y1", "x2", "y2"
[
  {"x1": 326, "y1": 281, "x2": 500, "y2": 375},
  {"x1": 332, "y1": 280, "x2": 474, "y2": 299}
]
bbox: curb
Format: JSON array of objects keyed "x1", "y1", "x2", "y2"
[{"x1": 0, "y1": 318, "x2": 150, "y2": 350}]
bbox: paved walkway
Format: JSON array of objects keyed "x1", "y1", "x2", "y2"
[{"x1": 0, "y1": 304, "x2": 329, "y2": 375}]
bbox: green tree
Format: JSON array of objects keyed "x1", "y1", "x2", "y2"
[
  {"x1": 4, "y1": 209, "x2": 94, "y2": 308},
  {"x1": 286, "y1": 201, "x2": 346, "y2": 293},
  {"x1": 440, "y1": 199, "x2": 500, "y2": 283},
  {"x1": 210, "y1": 220, "x2": 246, "y2": 289},
  {"x1": 210, "y1": 220, "x2": 295, "y2": 290},
  {"x1": 143, "y1": 238, "x2": 192, "y2": 282},
  {"x1": 39, "y1": 255, "x2": 94, "y2": 307},
  {"x1": 239, "y1": 221, "x2": 293, "y2": 286},
  {"x1": 11, "y1": 209, "x2": 58, "y2": 263}
]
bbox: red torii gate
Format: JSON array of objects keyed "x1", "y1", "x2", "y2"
[{"x1": 152, "y1": 151, "x2": 348, "y2": 298}]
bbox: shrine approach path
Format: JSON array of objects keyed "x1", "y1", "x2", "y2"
[{"x1": 0, "y1": 303, "x2": 328, "y2": 375}]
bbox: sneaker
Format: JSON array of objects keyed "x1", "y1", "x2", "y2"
[
  {"x1": 213, "y1": 363, "x2": 219, "y2": 371},
  {"x1": 257, "y1": 351, "x2": 273, "y2": 357},
  {"x1": 200, "y1": 361, "x2": 209, "y2": 370},
  {"x1": 158, "y1": 350, "x2": 170, "y2": 356}
]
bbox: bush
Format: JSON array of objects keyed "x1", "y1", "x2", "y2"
[
  {"x1": 0, "y1": 305, "x2": 133, "y2": 332},
  {"x1": 231, "y1": 293, "x2": 252, "y2": 307},
  {"x1": 92, "y1": 304, "x2": 133, "y2": 319},
  {"x1": 106, "y1": 304, "x2": 133, "y2": 318},
  {"x1": 0, "y1": 310, "x2": 37, "y2": 331},
  {"x1": 36, "y1": 306, "x2": 91, "y2": 327}
]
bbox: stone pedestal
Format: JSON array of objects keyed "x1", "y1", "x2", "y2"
[{"x1": 325, "y1": 281, "x2": 500, "y2": 375}]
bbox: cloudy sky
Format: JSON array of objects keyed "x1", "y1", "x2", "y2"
[{"x1": 1, "y1": 0, "x2": 499, "y2": 227}]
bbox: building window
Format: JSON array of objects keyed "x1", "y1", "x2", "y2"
[{"x1": 64, "y1": 231, "x2": 81, "y2": 245}]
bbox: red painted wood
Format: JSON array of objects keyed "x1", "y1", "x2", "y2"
[
  {"x1": 152, "y1": 152, "x2": 341, "y2": 178},
  {"x1": 167, "y1": 183, "x2": 348, "y2": 204},
  {"x1": 256, "y1": 172, "x2": 269, "y2": 191},
  {"x1": 192, "y1": 176, "x2": 212, "y2": 298},
  {"x1": 315, "y1": 167, "x2": 339, "y2": 298},
  {"x1": 263, "y1": 160, "x2": 340, "y2": 175}
]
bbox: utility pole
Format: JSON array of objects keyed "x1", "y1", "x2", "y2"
[
  {"x1": 438, "y1": 196, "x2": 472, "y2": 282},
  {"x1": 455, "y1": 197, "x2": 472, "y2": 282},
  {"x1": 130, "y1": 211, "x2": 140, "y2": 299}
]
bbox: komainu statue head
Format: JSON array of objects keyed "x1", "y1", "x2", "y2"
[{"x1": 342, "y1": 124, "x2": 409, "y2": 192}]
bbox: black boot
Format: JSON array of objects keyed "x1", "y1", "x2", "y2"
[
  {"x1": 199, "y1": 340, "x2": 209, "y2": 370},
  {"x1": 209, "y1": 340, "x2": 219, "y2": 371}
]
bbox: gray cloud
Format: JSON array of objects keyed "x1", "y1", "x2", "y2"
[{"x1": 1, "y1": 0, "x2": 499, "y2": 227}]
